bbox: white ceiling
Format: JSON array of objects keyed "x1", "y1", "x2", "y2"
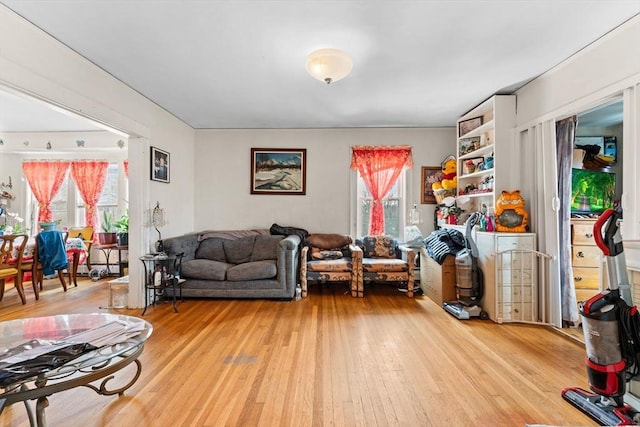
[{"x1": 0, "y1": 0, "x2": 638, "y2": 131}]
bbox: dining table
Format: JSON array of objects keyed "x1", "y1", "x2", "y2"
[{"x1": 12, "y1": 236, "x2": 88, "y2": 287}]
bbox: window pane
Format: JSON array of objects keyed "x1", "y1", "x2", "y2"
[
  {"x1": 356, "y1": 172, "x2": 405, "y2": 240},
  {"x1": 50, "y1": 172, "x2": 69, "y2": 225},
  {"x1": 77, "y1": 163, "x2": 119, "y2": 227}
]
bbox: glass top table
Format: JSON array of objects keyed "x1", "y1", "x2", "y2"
[{"x1": 0, "y1": 313, "x2": 153, "y2": 427}]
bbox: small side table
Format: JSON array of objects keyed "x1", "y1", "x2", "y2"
[
  {"x1": 90, "y1": 244, "x2": 128, "y2": 280},
  {"x1": 139, "y1": 253, "x2": 185, "y2": 315}
]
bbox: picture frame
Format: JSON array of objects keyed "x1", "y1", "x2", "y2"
[
  {"x1": 421, "y1": 166, "x2": 443, "y2": 204},
  {"x1": 251, "y1": 148, "x2": 306, "y2": 195},
  {"x1": 458, "y1": 116, "x2": 483, "y2": 137},
  {"x1": 150, "y1": 146, "x2": 170, "y2": 183}
]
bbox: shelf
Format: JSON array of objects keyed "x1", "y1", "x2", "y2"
[
  {"x1": 459, "y1": 145, "x2": 493, "y2": 160},
  {"x1": 458, "y1": 167, "x2": 494, "y2": 180},
  {"x1": 460, "y1": 191, "x2": 494, "y2": 199},
  {"x1": 458, "y1": 119, "x2": 494, "y2": 139}
]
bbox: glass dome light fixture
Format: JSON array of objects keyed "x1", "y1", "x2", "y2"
[{"x1": 305, "y1": 48, "x2": 353, "y2": 84}]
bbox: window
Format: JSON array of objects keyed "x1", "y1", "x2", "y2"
[
  {"x1": 26, "y1": 162, "x2": 124, "y2": 233},
  {"x1": 355, "y1": 171, "x2": 407, "y2": 240},
  {"x1": 50, "y1": 172, "x2": 71, "y2": 226}
]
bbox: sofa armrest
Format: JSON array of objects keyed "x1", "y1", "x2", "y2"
[
  {"x1": 276, "y1": 235, "x2": 301, "y2": 298},
  {"x1": 398, "y1": 245, "x2": 416, "y2": 270},
  {"x1": 280, "y1": 234, "x2": 301, "y2": 250},
  {"x1": 348, "y1": 244, "x2": 362, "y2": 262}
]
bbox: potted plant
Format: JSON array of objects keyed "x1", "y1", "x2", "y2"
[
  {"x1": 97, "y1": 211, "x2": 117, "y2": 245},
  {"x1": 115, "y1": 210, "x2": 128, "y2": 246}
]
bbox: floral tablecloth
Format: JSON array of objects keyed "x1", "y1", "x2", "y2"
[{"x1": 11, "y1": 237, "x2": 87, "y2": 265}]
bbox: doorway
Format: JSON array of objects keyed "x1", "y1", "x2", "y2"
[{"x1": 562, "y1": 98, "x2": 624, "y2": 339}]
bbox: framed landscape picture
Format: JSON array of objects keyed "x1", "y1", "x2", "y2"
[
  {"x1": 151, "y1": 146, "x2": 170, "y2": 183},
  {"x1": 251, "y1": 148, "x2": 306, "y2": 195},
  {"x1": 421, "y1": 166, "x2": 443, "y2": 204}
]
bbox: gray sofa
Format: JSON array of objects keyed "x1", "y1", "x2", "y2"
[{"x1": 162, "y1": 229, "x2": 300, "y2": 299}]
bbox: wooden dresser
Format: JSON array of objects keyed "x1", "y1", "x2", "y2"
[{"x1": 571, "y1": 218, "x2": 602, "y2": 303}]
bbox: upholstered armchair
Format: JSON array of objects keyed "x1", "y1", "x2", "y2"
[
  {"x1": 356, "y1": 235, "x2": 416, "y2": 297},
  {"x1": 300, "y1": 233, "x2": 362, "y2": 297}
]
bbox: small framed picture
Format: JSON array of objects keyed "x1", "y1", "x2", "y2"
[
  {"x1": 151, "y1": 147, "x2": 170, "y2": 183},
  {"x1": 421, "y1": 166, "x2": 443, "y2": 204},
  {"x1": 458, "y1": 116, "x2": 483, "y2": 137}
]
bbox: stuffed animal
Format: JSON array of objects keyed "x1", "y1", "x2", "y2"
[
  {"x1": 495, "y1": 190, "x2": 529, "y2": 232},
  {"x1": 432, "y1": 156, "x2": 457, "y2": 191}
]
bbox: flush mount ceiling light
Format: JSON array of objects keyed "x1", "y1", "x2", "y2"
[{"x1": 305, "y1": 48, "x2": 353, "y2": 84}]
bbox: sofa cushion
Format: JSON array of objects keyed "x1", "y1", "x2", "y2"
[
  {"x1": 195, "y1": 238, "x2": 226, "y2": 262},
  {"x1": 227, "y1": 260, "x2": 277, "y2": 281},
  {"x1": 251, "y1": 235, "x2": 284, "y2": 261},
  {"x1": 223, "y1": 236, "x2": 256, "y2": 264},
  {"x1": 182, "y1": 259, "x2": 229, "y2": 281}
]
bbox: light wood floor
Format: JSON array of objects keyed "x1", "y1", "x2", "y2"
[{"x1": 0, "y1": 278, "x2": 596, "y2": 427}]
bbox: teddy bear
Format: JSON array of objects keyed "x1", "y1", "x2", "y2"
[{"x1": 432, "y1": 156, "x2": 457, "y2": 191}]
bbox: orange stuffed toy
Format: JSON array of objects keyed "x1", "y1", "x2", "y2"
[{"x1": 495, "y1": 190, "x2": 529, "y2": 232}]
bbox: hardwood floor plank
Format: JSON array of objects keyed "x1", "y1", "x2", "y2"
[{"x1": 0, "y1": 279, "x2": 596, "y2": 426}]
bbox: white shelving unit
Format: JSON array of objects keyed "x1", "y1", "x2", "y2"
[
  {"x1": 456, "y1": 95, "x2": 516, "y2": 216},
  {"x1": 445, "y1": 95, "x2": 543, "y2": 323}
]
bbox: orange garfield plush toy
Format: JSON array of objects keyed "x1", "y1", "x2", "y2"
[{"x1": 495, "y1": 190, "x2": 529, "y2": 232}]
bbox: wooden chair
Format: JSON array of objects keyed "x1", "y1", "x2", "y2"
[
  {"x1": 0, "y1": 234, "x2": 29, "y2": 304},
  {"x1": 30, "y1": 231, "x2": 68, "y2": 296},
  {"x1": 65, "y1": 226, "x2": 94, "y2": 286}
]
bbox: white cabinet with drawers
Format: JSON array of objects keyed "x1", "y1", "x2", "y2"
[{"x1": 474, "y1": 231, "x2": 537, "y2": 323}]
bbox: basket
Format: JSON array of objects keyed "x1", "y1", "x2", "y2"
[{"x1": 434, "y1": 188, "x2": 456, "y2": 205}]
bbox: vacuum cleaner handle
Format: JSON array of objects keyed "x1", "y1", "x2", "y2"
[{"x1": 594, "y1": 208, "x2": 623, "y2": 257}]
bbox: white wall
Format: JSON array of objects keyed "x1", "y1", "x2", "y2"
[
  {"x1": 0, "y1": 4, "x2": 196, "y2": 307},
  {"x1": 516, "y1": 15, "x2": 640, "y2": 126},
  {"x1": 195, "y1": 127, "x2": 455, "y2": 236}
]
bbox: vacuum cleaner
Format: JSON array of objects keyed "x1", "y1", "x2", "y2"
[
  {"x1": 443, "y1": 212, "x2": 489, "y2": 320},
  {"x1": 562, "y1": 208, "x2": 640, "y2": 425}
]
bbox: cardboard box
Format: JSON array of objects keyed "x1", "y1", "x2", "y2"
[{"x1": 419, "y1": 249, "x2": 457, "y2": 305}]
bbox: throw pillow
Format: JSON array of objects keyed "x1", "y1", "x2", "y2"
[
  {"x1": 252, "y1": 235, "x2": 284, "y2": 261},
  {"x1": 195, "y1": 238, "x2": 226, "y2": 262},
  {"x1": 223, "y1": 236, "x2": 256, "y2": 264},
  {"x1": 307, "y1": 233, "x2": 352, "y2": 250},
  {"x1": 310, "y1": 247, "x2": 344, "y2": 260}
]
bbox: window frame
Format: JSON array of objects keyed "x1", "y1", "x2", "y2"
[{"x1": 351, "y1": 168, "x2": 410, "y2": 241}]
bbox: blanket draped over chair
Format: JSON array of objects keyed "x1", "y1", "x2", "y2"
[{"x1": 37, "y1": 231, "x2": 68, "y2": 276}]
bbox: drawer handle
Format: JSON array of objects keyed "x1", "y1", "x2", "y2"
[
  {"x1": 574, "y1": 276, "x2": 582, "y2": 282},
  {"x1": 584, "y1": 233, "x2": 593, "y2": 238},
  {"x1": 577, "y1": 251, "x2": 585, "y2": 258}
]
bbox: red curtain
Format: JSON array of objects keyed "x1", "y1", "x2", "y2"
[
  {"x1": 71, "y1": 161, "x2": 109, "y2": 232},
  {"x1": 22, "y1": 161, "x2": 70, "y2": 223},
  {"x1": 350, "y1": 145, "x2": 413, "y2": 235},
  {"x1": 123, "y1": 160, "x2": 129, "y2": 178}
]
